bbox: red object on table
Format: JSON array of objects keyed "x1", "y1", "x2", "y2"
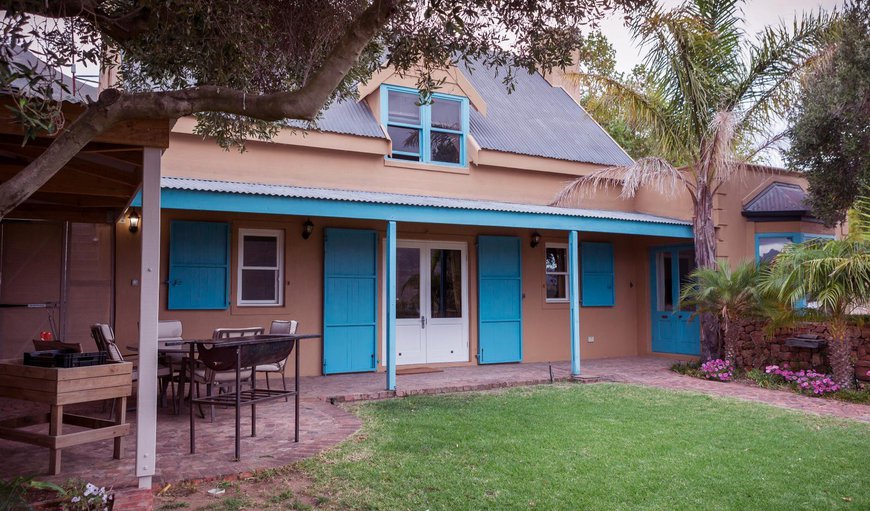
[{"x1": 39, "y1": 331, "x2": 54, "y2": 341}]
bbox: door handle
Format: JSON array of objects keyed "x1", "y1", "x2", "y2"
[
  {"x1": 661, "y1": 315, "x2": 669, "y2": 319},
  {"x1": 421, "y1": 316, "x2": 427, "y2": 329}
]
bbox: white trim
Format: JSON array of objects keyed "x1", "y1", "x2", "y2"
[
  {"x1": 380, "y1": 238, "x2": 470, "y2": 365},
  {"x1": 236, "y1": 228, "x2": 284, "y2": 306},
  {"x1": 544, "y1": 242, "x2": 569, "y2": 303}
]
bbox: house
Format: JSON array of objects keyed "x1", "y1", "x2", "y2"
[{"x1": 2, "y1": 61, "x2": 839, "y2": 379}]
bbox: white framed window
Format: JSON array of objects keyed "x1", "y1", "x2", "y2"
[
  {"x1": 237, "y1": 228, "x2": 284, "y2": 306},
  {"x1": 545, "y1": 243, "x2": 569, "y2": 303}
]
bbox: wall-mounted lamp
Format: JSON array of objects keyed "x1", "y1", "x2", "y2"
[
  {"x1": 128, "y1": 210, "x2": 140, "y2": 234},
  {"x1": 302, "y1": 218, "x2": 314, "y2": 240},
  {"x1": 530, "y1": 231, "x2": 541, "y2": 248}
]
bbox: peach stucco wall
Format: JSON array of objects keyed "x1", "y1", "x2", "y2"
[
  {"x1": 114, "y1": 208, "x2": 687, "y2": 376},
  {"x1": 110, "y1": 68, "x2": 836, "y2": 373}
]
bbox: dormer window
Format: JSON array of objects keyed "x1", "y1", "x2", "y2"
[{"x1": 381, "y1": 85, "x2": 469, "y2": 167}]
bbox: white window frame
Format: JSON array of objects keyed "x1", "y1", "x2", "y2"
[
  {"x1": 237, "y1": 228, "x2": 284, "y2": 306},
  {"x1": 545, "y1": 243, "x2": 569, "y2": 303}
]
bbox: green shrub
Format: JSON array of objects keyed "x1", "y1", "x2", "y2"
[
  {"x1": 670, "y1": 361, "x2": 702, "y2": 378},
  {"x1": 825, "y1": 387, "x2": 870, "y2": 404},
  {"x1": 745, "y1": 368, "x2": 786, "y2": 389}
]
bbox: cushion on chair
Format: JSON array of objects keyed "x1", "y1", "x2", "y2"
[
  {"x1": 269, "y1": 320, "x2": 298, "y2": 335},
  {"x1": 158, "y1": 320, "x2": 183, "y2": 341}
]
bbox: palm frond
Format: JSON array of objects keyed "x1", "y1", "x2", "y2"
[
  {"x1": 731, "y1": 8, "x2": 837, "y2": 134},
  {"x1": 698, "y1": 110, "x2": 738, "y2": 186},
  {"x1": 551, "y1": 157, "x2": 690, "y2": 206},
  {"x1": 564, "y1": 71, "x2": 684, "y2": 160}
]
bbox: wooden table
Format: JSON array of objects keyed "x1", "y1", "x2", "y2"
[{"x1": 0, "y1": 360, "x2": 133, "y2": 475}]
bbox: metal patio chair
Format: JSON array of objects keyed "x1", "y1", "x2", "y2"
[
  {"x1": 187, "y1": 326, "x2": 264, "y2": 421},
  {"x1": 255, "y1": 320, "x2": 299, "y2": 400}
]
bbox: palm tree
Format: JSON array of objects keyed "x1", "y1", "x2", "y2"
[
  {"x1": 760, "y1": 196, "x2": 870, "y2": 389},
  {"x1": 553, "y1": 0, "x2": 835, "y2": 360},
  {"x1": 680, "y1": 261, "x2": 761, "y2": 364}
]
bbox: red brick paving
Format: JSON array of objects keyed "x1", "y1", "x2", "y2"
[{"x1": 1, "y1": 356, "x2": 867, "y2": 494}]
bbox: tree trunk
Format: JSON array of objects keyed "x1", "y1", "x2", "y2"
[
  {"x1": 722, "y1": 319, "x2": 737, "y2": 365},
  {"x1": 828, "y1": 322, "x2": 855, "y2": 389},
  {"x1": 693, "y1": 180, "x2": 722, "y2": 361}
]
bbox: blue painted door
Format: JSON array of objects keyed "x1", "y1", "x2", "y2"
[
  {"x1": 650, "y1": 246, "x2": 700, "y2": 355},
  {"x1": 323, "y1": 228, "x2": 378, "y2": 374},
  {"x1": 477, "y1": 236, "x2": 522, "y2": 364}
]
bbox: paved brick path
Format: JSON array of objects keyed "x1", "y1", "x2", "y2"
[
  {"x1": 303, "y1": 357, "x2": 870, "y2": 423},
  {"x1": 0, "y1": 397, "x2": 360, "y2": 488},
  {"x1": 2, "y1": 356, "x2": 866, "y2": 491},
  {"x1": 582, "y1": 357, "x2": 870, "y2": 423}
]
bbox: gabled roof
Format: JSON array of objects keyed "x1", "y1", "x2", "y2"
[
  {"x1": 742, "y1": 182, "x2": 812, "y2": 219},
  {"x1": 300, "y1": 63, "x2": 633, "y2": 167}
]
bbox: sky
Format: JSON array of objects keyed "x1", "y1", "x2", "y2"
[
  {"x1": 593, "y1": 0, "x2": 843, "y2": 165},
  {"x1": 599, "y1": 0, "x2": 843, "y2": 74}
]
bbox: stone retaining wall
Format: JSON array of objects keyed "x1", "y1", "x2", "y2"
[{"x1": 733, "y1": 320, "x2": 870, "y2": 381}]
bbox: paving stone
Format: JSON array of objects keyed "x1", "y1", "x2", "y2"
[{"x1": 2, "y1": 356, "x2": 866, "y2": 497}]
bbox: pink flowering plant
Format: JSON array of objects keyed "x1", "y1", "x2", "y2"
[
  {"x1": 765, "y1": 365, "x2": 841, "y2": 395},
  {"x1": 700, "y1": 358, "x2": 734, "y2": 382}
]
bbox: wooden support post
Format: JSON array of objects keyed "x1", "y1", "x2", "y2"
[
  {"x1": 569, "y1": 230, "x2": 581, "y2": 377},
  {"x1": 385, "y1": 221, "x2": 397, "y2": 391},
  {"x1": 48, "y1": 404, "x2": 62, "y2": 475},
  {"x1": 136, "y1": 147, "x2": 161, "y2": 489},
  {"x1": 113, "y1": 396, "x2": 127, "y2": 459}
]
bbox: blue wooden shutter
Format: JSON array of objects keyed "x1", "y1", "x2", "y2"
[
  {"x1": 581, "y1": 242, "x2": 614, "y2": 306},
  {"x1": 168, "y1": 221, "x2": 230, "y2": 310},
  {"x1": 477, "y1": 236, "x2": 522, "y2": 364},
  {"x1": 323, "y1": 228, "x2": 378, "y2": 374}
]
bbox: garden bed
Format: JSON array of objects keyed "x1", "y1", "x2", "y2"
[{"x1": 671, "y1": 361, "x2": 870, "y2": 404}]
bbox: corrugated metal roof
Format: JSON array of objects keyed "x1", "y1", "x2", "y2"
[
  {"x1": 286, "y1": 98, "x2": 385, "y2": 139},
  {"x1": 5, "y1": 48, "x2": 98, "y2": 103},
  {"x1": 304, "y1": 62, "x2": 633, "y2": 167},
  {"x1": 462, "y1": 64, "x2": 633, "y2": 167},
  {"x1": 162, "y1": 176, "x2": 689, "y2": 226},
  {"x1": 743, "y1": 182, "x2": 809, "y2": 214}
]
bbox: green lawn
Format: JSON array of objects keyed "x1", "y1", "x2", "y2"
[{"x1": 303, "y1": 384, "x2": 870, "y2": 511}]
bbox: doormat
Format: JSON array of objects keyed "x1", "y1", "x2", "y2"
[{"x1": 396, "y1": 367, "x2": 444, "y2": 375}]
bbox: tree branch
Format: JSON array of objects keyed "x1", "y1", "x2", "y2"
[
  {"x1": 3, "y1": 0, "x2": 156, "y2": 42},
  {"x1": 0, "y1": 0, "x2": 403, "y2": 218}
]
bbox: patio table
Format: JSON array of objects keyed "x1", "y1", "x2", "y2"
[{"x1": 174, "y1": 334, "x2": 320, "y2": 461}]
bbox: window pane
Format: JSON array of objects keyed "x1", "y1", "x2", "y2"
[
  {"x1": 546, "y1": 274, "x2": 567, "y2": 300},
  {"x1": 678, "y1": 249, "x2": 696, "y2": 311},
  {"x1": 431, "y1": 132, "x2": 461, "y2": 164},
  {"x1": 431, "y1": 249, "x2": 462, "y2": 318},
  {"x1": 241, "y1": 269, "x2": 277, "y2": 301},
  {"x1": 546, "y1": 247, "x2": 567, "y2": 273},
  {"x1": 758, "y1": 237, "x2": 793, "y2": 264},
  {"x1": 243, "y1": 235, "x2": 277, "y2": 267},
  {"x1": 388, "y1": 125, "x2": 420, "y2": 155},
  {"x1": 658, "y1": 252, "x2": 673, "y2": 311},
  {"x1": 387, "y1": 91, "x2": 420, "y2": 125},
  {"x1": 431, "y1": 99, "x2": 461, "y2": 130},
  {"x1": 397, "y1": 248, "x2": 420, "y2": 319}
]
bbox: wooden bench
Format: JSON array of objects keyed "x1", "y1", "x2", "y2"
[{"x1": 0, "y1": 359, "x2": 133, "y2": 475}]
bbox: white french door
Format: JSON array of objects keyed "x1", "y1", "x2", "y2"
[{"x1": 393, "y1": 240, "x2": 469, "y2": 365}]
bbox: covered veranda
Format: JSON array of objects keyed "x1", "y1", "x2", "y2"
[{"x1": 0, "y1": 97, "x2": 171, "y2": 494}]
